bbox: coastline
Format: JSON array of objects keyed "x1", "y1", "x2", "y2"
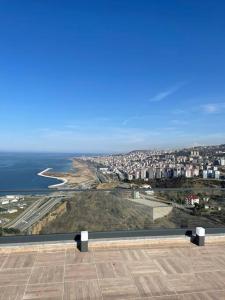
[
  {"x1": 37, "y1": 158, "x2": 98, "y2": 189},
  {"x1": 37, "y1": 168, "x2": 68, "y2": 188},
  {"x1": 71, "y1": 159, "x2": 97, "y2": 186}
]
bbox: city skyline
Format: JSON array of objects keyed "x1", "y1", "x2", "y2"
[{"x1": 0, "y1": 1, "x2": 225, "y2": 152}]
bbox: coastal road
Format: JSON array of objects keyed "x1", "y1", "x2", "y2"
[
  {"x1": 7, "y1": 195, "x2": 63, "y2": 232},
  {"x1": 17, "y1": 197, "x2": 62, "y2": 232},
  {"x1": 6, "y1": 198, "x2": 43, "y2": 228}
]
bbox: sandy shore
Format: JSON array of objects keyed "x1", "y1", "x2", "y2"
[
  {"x1": 37, "y1": 168, "x2": 68, "y2": 188},
  {"x1": 37, "y1": 159, "x2": 97, "y2": 189},
  {"x1": 71, "y1": 159, "x2": 97, "y2": 184}
]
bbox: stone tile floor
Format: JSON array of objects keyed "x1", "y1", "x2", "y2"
[{"x1": 0, "y1": 243, "x2": 225, "y2": 299}]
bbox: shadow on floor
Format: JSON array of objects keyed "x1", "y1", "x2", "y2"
[{"x1": 74, "y1": 233, "x2": 82, "y2": 251}]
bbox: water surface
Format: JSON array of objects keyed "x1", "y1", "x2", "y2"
[{"x1": 0, "y1": 152, "x2": 76, "y2": 191}]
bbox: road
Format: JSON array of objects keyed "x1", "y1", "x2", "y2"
[{"x1": 6, "y1": 194, "x2": 63, "y2": 232}]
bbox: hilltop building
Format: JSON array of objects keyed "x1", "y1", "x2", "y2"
[{"x1": 185, "y1": 195, "x2": 200, "y2": 206}]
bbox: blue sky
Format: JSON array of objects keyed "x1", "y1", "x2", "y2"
[{"x1": 0, "y1": 0, "x2": 225, "y2": 153}]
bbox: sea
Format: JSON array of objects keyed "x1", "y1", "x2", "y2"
[{"x1": 0, "y1": 152, "x2": 78, "y2": 191}]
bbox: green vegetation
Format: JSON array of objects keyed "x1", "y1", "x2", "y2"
[{"x1": 0, "y1": 227, "x2": 20, "y2": 236}]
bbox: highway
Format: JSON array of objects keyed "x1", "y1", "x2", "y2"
[
  {"x1": 6, "y1": 198, "x2": 43, "y2": 228},
  {"x1": 7, "y1": 194, "x2": 64, "y2": 232}
]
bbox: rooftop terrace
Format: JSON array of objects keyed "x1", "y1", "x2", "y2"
[{"x1": 1, "y1": 237, "x2": 225, "y2": 300}]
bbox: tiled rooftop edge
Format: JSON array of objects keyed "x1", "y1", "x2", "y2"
[{"x1": 1, "y1": 234, "x2": 225, "y2": 253}]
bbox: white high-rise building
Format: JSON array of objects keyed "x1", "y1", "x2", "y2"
[
  {"x1": 220, "y1": 158, "x2": 225, "y2": 166},
  {"x1": 155, "y1": 168, "x2": 162, "y2": 179},
  {"x1": 175, "y1": 168, "x2": 182, "y2": 177},
  {"x1": 148, "y1": 167, "x2": 155, "y2": 179},
  {"x1": 140, "y1": 168, "x2": 147, "y2": 179},
  {"x1": 215, "y1": 170, "x2": 220, "y2": 180},
  {"x1": 203, "y1": 170, "x2": 208, "y2": 179},
  {"x1": 173, "y1": 169, "x2": 178, "y2": 177},
  {"x1": 135, "y1": 170, "x2": 140, "y2": 180},
  {"x1": 185, "y1": 168, "x2": 192, "y2": 178},
  {"x1": 127, "y1": 174, "x2": 133, "y2": 181},
  {"x1": 193, "y1": 168, "x2": 199, "y2": 177}
]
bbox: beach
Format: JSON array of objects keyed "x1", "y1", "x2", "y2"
[
  {"x1": 37, "y1": 159, "x2": 97, "y2": 189},
  {"x1": 37, "y1": 168, "x2": 68, "y2": 188}
]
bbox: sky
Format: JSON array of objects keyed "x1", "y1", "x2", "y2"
[{"x1": 0, "y1": 0, "x2": 225, "y2": 153}]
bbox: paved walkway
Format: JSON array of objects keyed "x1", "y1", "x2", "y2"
[{"x1": 0, "y1": 242, "x2": 225, "y2": 299}]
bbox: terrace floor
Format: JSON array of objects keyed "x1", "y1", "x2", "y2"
[{"x1": 0, "y1": 241, "x2": 225, "y2": 299}]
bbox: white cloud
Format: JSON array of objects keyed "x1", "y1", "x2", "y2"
[
  {"x1": 149, "y1": 82, "x2": 185, "y2": 102},
  {"x1": 1, "y1": 126, "x2": 225, "y2": 152},
  {"x1": 201, "y1": 102, "x2": 225, "y2": 114},
  {"x1": 33, "y1": 126, "x2": 162, "y2": 152},
  {"x1": 202, "y1": 104, "x2": 219, "y2": 113}
]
